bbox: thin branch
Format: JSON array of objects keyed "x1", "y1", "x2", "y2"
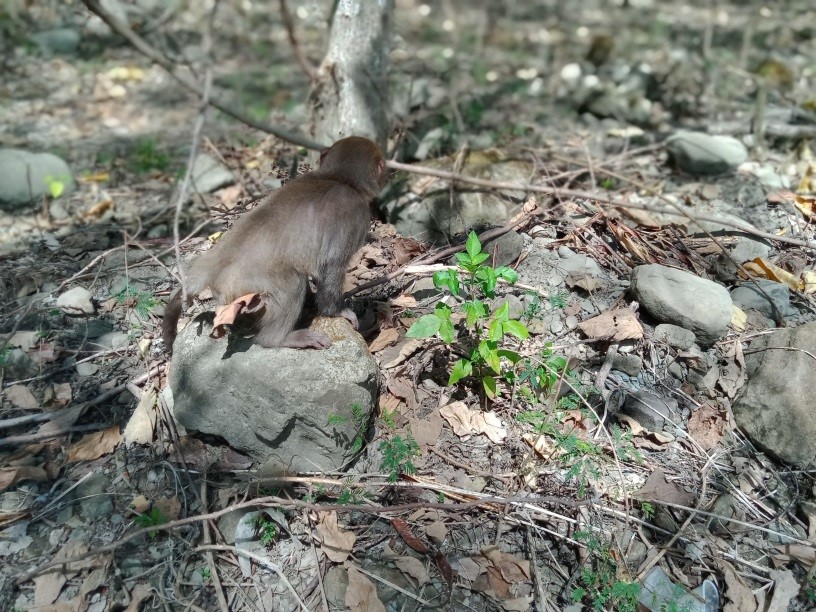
[{"x1": 279, "y1": 0, "x2": 318, "y2": 81}]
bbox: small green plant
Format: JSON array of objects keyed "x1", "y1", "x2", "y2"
[
  {"x1": 0, "y1": 345, "x2": 12, "y2": 366},
  {"x1": 571, "y1": 530, "x2": 640, "y2": 611},
  {"x1": 113, "y1": 286, "x2": 158, "y2": 317},
  {"x1": 640, "y1": 502, "x2": 655, "y2": 520},
  {"x1": 199, "y1": 566, "x2": 211, "y2": 582},
  {"x1": 134, "y1": 507, "x2": 166, "y2": 537},
  {"x1": 44, "y1": 174, "x2": 69, "y2": 198},
  {"x1": 548, "y1": 290, "x2": 569, "y2": 310},
  {"x1": 601, "y1": 177, "x2": 616, "y2": 190},
  {"x1": 406, "y1": 231, "x2": 527, "y2": 398},
  {"x1": 379, "y1": 434, "x2": 420, "y2": 482},
  {"x1": 328, "y1": 403, "x2": 368, "y2": 455},
  {"x1": 804, "y1": 575, "x2": 816, "y2": 603},
  {"x1": 131, "y1": 139, "x2": 171, "y2": 173},
  {"x1": 336, "y1": 483, "x2": 367, "y2": 505},
  {"x1": 517, "y1": 408, "x2": 603, "y2": 496},
  {"x1": 256, "y1": 515, "x2": 279, "y2": 546}
]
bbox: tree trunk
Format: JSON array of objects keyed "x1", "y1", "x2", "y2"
[{"x1": 310, "y1": 0, "x2": 393, "y2": 149}]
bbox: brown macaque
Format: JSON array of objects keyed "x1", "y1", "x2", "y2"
[{"x1": 162, "y1": 136, "x2": 388, "y2": 352}]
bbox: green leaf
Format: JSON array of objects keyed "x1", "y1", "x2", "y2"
[
  {"x1": 488, "y1": 319, "x2": 502, "y2": 341},
  {"x1": 406, "y1": 314, "x2": 441, "y2": 338},
  {"x1": 479, "y1": 340, "x2": 501, "y2": 373},
  {"x1": 497, "y1": 348, "x2": 522, "y2": 363},
  {"x1": 434, "y1": 302, "x2": 453, "y2": 319},
  {"x1": 433, "y1": 269, "x2": 460, "y2": 296},
  {"x1": 503, "y1": 320, "x2": 529, "y2": 340},
  {"x1": 494, "y1": 301, "x2": 510, "y2": 321},
  {"x1": 466, "y1": 231, "x2": 482, "y2": 257},
  {"x1": 438, "y1": 318, "x2": 455, "y2": 344},
  {"x1": 482, "y1": 375, "x2": 497, "y2": 398},
  {"x1": 471, "y1": 252, "x2": 490, "y2": 265},
  {"x1": 463, "y1": 300, "x2": 487, "y2": 327},
  {"x1": 48, "y1": 179, "x2": 65, "y2": 199},
  {"x1": 496, "y1": 266, "x2": 518, "y2": 284},
  {"x1": 448, "y1": 359, "x2": 472, "y2": 385}
]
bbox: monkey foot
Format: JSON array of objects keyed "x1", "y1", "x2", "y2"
[
  {"x1": 279, "y1": 329, "x2": 332, "y2": 349},
  {"x1": 339, "y1": 308, "x2": 359, "y2": 330}
]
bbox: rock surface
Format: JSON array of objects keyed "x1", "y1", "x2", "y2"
[
  {"x1": 190, "y1": 153, "x2": 235, "y2": 194},
  {"x1": 666, "y1": 131, "x2": 748, "y2": 175},
  {"x1": 56, "y1": 287, "x2": 95, "y2": 316},
  {"x1": 733, "y1": 321, "x2": 816, "y2": 468},
  {"x1": 630, "y1": 264, "x2": 732, "y2": 346},
  {"x1": 169, "y1": 316, "x2": 379, "y2": 471},
  {"x1": 383, "y1": 151, "x2": 532, "y2": 244},
  {"x1": 0, "y1": 148, "x2": 75, "y2": 210}
]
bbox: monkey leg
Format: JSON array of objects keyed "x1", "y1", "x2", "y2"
[{"x1": 253, "y1": 276, "x2": 332, "y2": 349}]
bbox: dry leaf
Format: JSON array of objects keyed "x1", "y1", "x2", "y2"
[
  {"x1": 83, "y1": 198, "x2": 114, "y2": 219},
  {"x1": 387, "y1": 376, "x2": 418, "y2": 411},
  {"x1": 129, "y1": 495, "x2": 150, "y2": 514},
  {"x1": 211, "y1": 293, "x2": 265, "y2": 338},
  {"x1": 425, "y1": 520, "x2": 448, "y2": 543},
  {"x1": 522, "y1": 432, "x2": 558, "y2": 457},
  {"x1": 0, "y1": 510, "x2": 30, "y2": 528},
  {"x1": 33, "y1": 572, "x2": 67, "y2": 607},
  {"x1": 440, "y1": 402, "x2": 507, "y2": 443},
  {"x1": 123, "y1": 389, "x2": 157, "y2": 445},
  {"x1": 393, "y1": 556, "x2": 430, "y2": 586},
  {"x1": 316, "y1": 511, "x2": 355, "y2": 563},
  {"x1": 409, "y1": 412, "x2": 443, "y2": 449},
  {"x1": 720, "y1": 561, "x2": 757, "y2": 612},
  {"x1": 578, "y1": 308, "x2": 643, "y2": 341},
  {"x1": 154, "y1": 496, "x2": 181, "y2": 521},
  {"x1": 767, "y1": 569, "x2": 799, "y2": 612},
  {"x1": 392, "y1": 517, "x2": 429, "y2": 553},
  {"x1": 0, "y1": 466, "x2": 48, "y2": 492},
  {"x1": 8, "y1": 330, "x2": 38, "y2": 351},
  {"x1": 742, "y1": 258, "x2": 801, "y2": 291},
  {"x1": 43, "y1": 382, "x2": 72, "y2": 408},
  {"x1": 346, "y1": 565, "x2": 385, "y2": 612},
  {"x1": 66, "y1": 426, "x2": 121, "y2": 462},
  {"x1": 4, "y1": 385, "x2": 38, "y2": 409},
  {"x1": 369, "y1": 327, "x2": 400, "y2": 352},
  {"x1": 687, "y1": 404, "x2": 726, "y2": 451},
  {"x1": 731, "y1": 305, "x2": 747, "y2": 331},
  {"x1": 634, "y1": 467, "x2": 695, "y2": 507},
  {"x1": 383, "y1": 338, "x2": 423, "y2": 368}
]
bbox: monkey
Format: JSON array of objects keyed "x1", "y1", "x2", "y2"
[{"x1": 162, "y1": 136, "x2": 388, "y2": 352}]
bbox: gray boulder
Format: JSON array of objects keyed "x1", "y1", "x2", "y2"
[
  {"x1": 169, "y1": 316, "x2": 378, "y2": 472},
  {"x1": 630, "y1": 264, "x2": 732, "y2": 346},
  {"x1": 0, "y1": 148, "x2": 75, "y2": 210},
  {"x1": 733, "y1": 322, "x2": 816, "y2": 468}
]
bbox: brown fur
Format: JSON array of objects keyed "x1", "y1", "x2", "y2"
[{"x1": 163, "y1": 136, "x2": 387, "y2": 351}]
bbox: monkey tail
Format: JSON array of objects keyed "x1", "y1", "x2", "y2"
[{"x1": 162, "y1": 289, "x2": 184, "y2": 353}]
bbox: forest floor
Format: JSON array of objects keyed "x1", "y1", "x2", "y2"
[{"x1": 1, "y1": 1, "x2": 816, "y2": 611}]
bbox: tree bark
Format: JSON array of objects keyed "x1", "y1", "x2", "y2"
[{"x1": 311, "y1": 0, "x2": 394, "y2": 149}]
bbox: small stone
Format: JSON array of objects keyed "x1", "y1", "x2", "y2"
[
  {"x1": 56, "y1": 287, "x2": 95, "y2": 316},
  {"x1": 666, "y1": 131, "x2": 748, "y2": 175},
  {"x1": 653, "y1": 324, "x2": 696, "y2": 350},
  {"x1": 76, "y1": 362, "x2": 99, "y2": 376}
]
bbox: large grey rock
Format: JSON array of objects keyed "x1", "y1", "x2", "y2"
[
  {"x1": 0, "y1": 149, "x2": 75, "y2": 210},
  {"x1": 169, "y1": 316, "x2": 378, "y2": 471},
  {"x1": 383, "y1": 151, "x2": 532, "y2": 245},
  {"x1": 733, "y1": 322, "x2": 816, "y2": 468},
  {"x1": 666, "y1": 131, "x2": 747, "y2": 175},
  {"x1": 630, "y1": 264, "x2": 732, "y2": 346}
]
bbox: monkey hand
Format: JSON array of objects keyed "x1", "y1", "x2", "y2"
[{"x1": 339, "y1": 308, "x2": 359, "y2": 330}]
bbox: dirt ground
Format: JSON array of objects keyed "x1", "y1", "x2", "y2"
[{"x1": 1, "y1": 1, "x2": 816, "y2": 611}]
